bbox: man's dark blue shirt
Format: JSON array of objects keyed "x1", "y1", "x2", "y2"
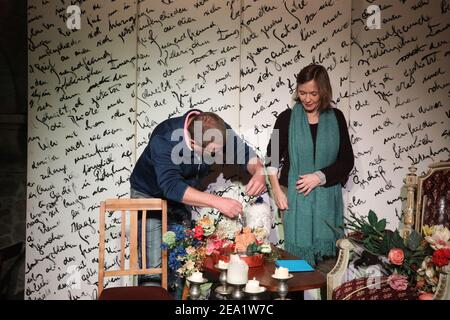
[{"x1": 130, "y1": 110, "x2": 256, "y2": 204}]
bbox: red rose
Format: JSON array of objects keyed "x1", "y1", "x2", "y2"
[
  {"x1": 432, "y1": 248, "x2": 450, "y2": 267},
  {"x1": 388, "y1": 248, "x2": 404, "y2": 265},
  {"x1": 193, "y1": 225, "x2": 204, "y2": 240}
]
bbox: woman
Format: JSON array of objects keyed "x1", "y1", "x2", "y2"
[{"x1": 266, "y1": 64, "x2": 354, "y2": 266}]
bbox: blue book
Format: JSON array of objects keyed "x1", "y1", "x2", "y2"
[{"x1": 275, "y1": 260, "x2": 314, "y2": 272}]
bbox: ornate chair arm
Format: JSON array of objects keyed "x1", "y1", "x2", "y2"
[
  {"x1": 433, "y1": 262, "x2": 450, "y2": 300},
  {"x1": 327, "y1": 238, "x2": 355, "y2": 300}
]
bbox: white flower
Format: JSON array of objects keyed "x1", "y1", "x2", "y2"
[
  {"x1": 260, "y1": 243, "x2": 272, "y2": 253},
  {"x1": 417, "y1": 256, "x2": 438, "y2": 286},
  {"x1": 244, "y1": 201, "x2": 272, "y2": 238},
  {"x1": 184, "y1": 260, "x2": 195, "y2": 271},
  {"x1": 425, "y1": 265, "x2": 435, "y2": 279},
  {"x1": 425, "y1": 225, "x2": 450, "y2": 250},
  {"x1": 215, "y1": 217, "x2": 242, "y2": 240},
  {"x1": 253, "y1": 227, "x2": 268, "y2": 242}
]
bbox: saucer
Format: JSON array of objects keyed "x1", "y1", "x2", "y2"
[
  {"x1": 271, "y1": 273, "x2": 293, "y2": 280},
  {"x1": 244, "y1": 286, "x2": 266, "y2": 294}
]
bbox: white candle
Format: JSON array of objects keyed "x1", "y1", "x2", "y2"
[
  {"x1": 218, "y1": 260, "x2": 228, "y2": 269},
  {"x1": 245, "y1": 277, "x2": 260, "y2": 293},
  {"x1": 274, "y1": 267, "x2": 289, "y2": 278},
  {"x1": 190, "y1": 271, "x2": 203, "y2": 282},
  {"x1": 227, "y1": 255, "x2": 248, "y2": 285}
]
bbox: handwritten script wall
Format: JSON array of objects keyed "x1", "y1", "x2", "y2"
[
  {"x1": 347, "y1": 0, "x2": 450, "y2": 227},
  {"x1": 26, "y1": 0, "x2": 449, "y2": 299},
  {"x1": 27, "y1": 0, "x2": 137, "y2": 300}
]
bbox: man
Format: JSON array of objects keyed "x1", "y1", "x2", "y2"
[{"x1": 130, "y1": 109, "x2": 266, "y2": 285}]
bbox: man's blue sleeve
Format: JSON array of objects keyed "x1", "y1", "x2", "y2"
[{"x1": 149, "y1": 135, "x2": 189, "y2": 203}]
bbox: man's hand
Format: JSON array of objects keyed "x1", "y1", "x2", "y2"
[
  {"x1": 246, "y1": 170, "x2": 267, "y2": 196},
  {"x1": 296, "y1": 173, "x2": 320, "y2": 196},
  {"x1": 215, "y1": 197, "x2": 243, "y2": 218}
]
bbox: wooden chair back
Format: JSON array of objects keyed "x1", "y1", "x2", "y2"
[{"x1": 98, "y1": 199, "x2": 168, "y2": 297}]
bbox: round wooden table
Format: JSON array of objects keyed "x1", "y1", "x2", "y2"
[{"x1": 202, "y1": 248, "x2": 326, "y2": 293}]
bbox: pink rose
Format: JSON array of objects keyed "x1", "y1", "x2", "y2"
[
  {"x1": 387, "y1": 274, "x2": 409, "y2": 291},
  {"x1": 206, "y1": 241, "x2": 217, "y2": 255},
  {"x1": 206, "y1": 236, "x2": 224, "y2": 255},
  {"x1": 388, "y1": 248, "x2": 404, "y2": 265},
  {"x1": 418, "y1": 292, "x2": 434, "y2": 300}
]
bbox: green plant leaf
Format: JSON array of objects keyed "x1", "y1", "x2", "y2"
[
  {"x1": 376, "y1": 219, "x2": 387, "y2": 232},
  {"x1": 361, "y1": 224, "x2": 372, "y2": 235},
  {"x1": 379, "y1": 232, "x2": 392, "y2": 255},
  {"x1": 391, "y1": 231, "x2": 406, "y2": 250},
  {"x1": 407, "y1": 230, "x2": 422, "y2": 251},
  {"x1": 368, "y1": 210, "x2": 378, "y2": 226},
  {"x1": 246, "y1": 242, "x2": 259, "y2": 256}
]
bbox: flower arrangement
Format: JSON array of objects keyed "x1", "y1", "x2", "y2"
[
  {"x1": 416, "y1": 224, "x2": 450, "y2": 295},
  {"x1": 162, "y1": 212, "x2": 273, "y2": 278},
  {"x1": 209, "y1": 226, "x2": 272, "y2": 258},
  {"x1": 162, "y1": 223, "x2": 208, "y2": 278},
  {"x1": 334, "y1": 210, "x2": 450, "y2": 299},
  {"x1": 337, "y1": 210, "x2": 450, "y2": 297}
]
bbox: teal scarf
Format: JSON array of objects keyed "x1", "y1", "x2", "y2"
[{"x1": 284, "y1": 103, "x2": 343, "y2": 266}]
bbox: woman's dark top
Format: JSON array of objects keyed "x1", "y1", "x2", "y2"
[{"x1": 265, "y1": 107, "x2": 354, "y2": 188}]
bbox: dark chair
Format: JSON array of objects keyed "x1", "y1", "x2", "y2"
[
  {"x1": 0, "y1": 242, "x2": 24, "y2": 299},
  {"x1": 98, "y1": 199, "x2": 173, "y2": 300}
]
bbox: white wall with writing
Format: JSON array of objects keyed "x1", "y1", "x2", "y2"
[
  {"x1": 26, "y1": 0, "x2": 449, "y2": 299},
  {"x1": 27, "y1": 0, "x2": 138, "y2": 300},
  {"x1": 347, "y1": 0, "x2": 450, "y2": 228}
]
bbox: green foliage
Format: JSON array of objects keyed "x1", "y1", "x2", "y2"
[
  {"x1": 246, "y1": 242, "x2": 259, "y2": 256},
  {"x1": 406, "y1": 230, "x2": 422, "y2": 251}
]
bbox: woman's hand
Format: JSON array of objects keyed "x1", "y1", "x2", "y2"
[
  {"x1": 245, "y1": 170, "x2": 267, "y2": 196},
  {"x1": 296, "y1": 173, "x2": 321, "y2": 196},
  {"x1": 273, "y1": 188, "x2": 288, "y2": 210}
]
